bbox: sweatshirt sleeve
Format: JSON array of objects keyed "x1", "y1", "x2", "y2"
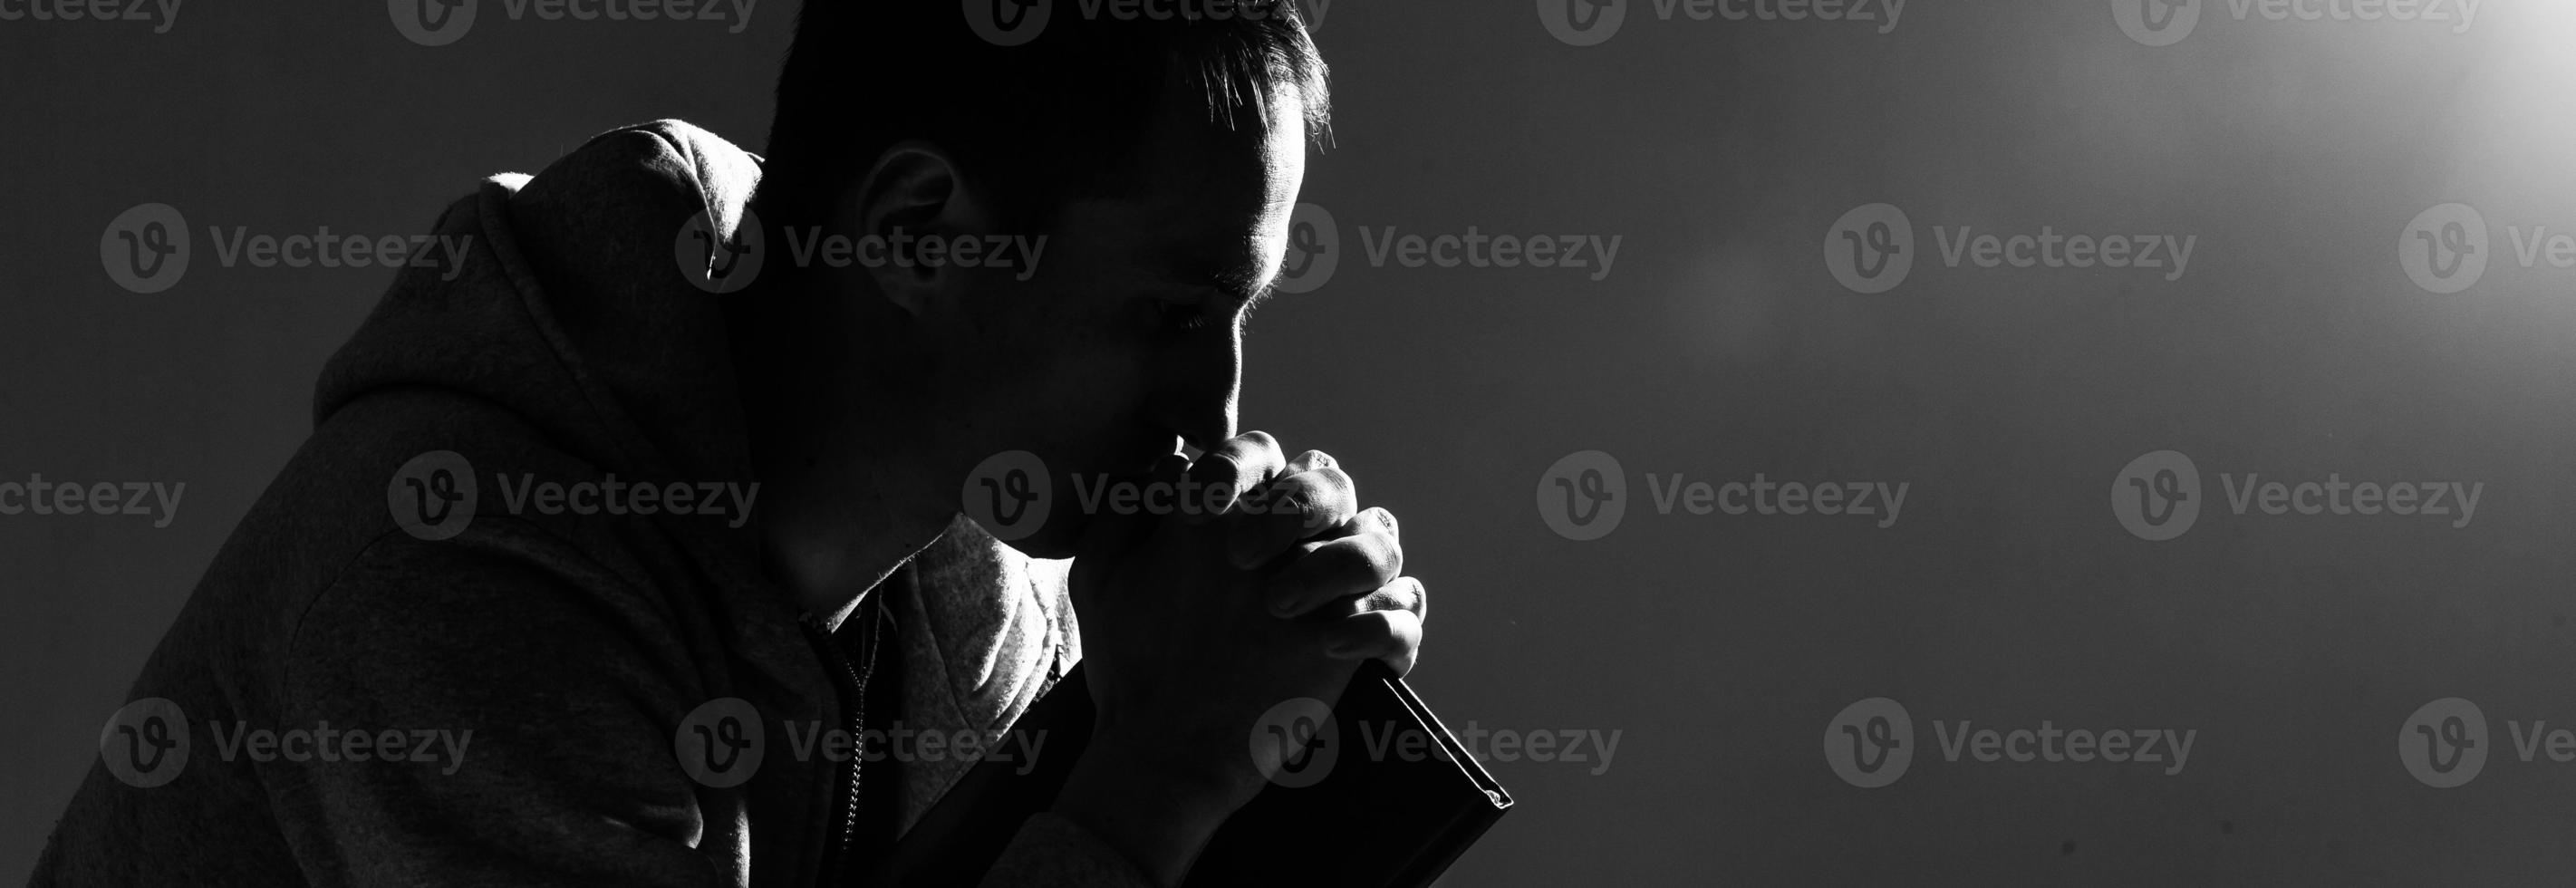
[
  {"x1": 979, "y1": 813, "x2": 1159, "y2": 888},
  {"x1": 266, "y1": 534, "x2": 741, "y2": 887}
]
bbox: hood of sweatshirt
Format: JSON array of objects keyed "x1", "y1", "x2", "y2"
[
  {"x1": 316, "y1": 117, "x2": 1076, "y2": 825},
  {"x1": 35, "y1": 120, "x2": 1087, "y2": 888}
]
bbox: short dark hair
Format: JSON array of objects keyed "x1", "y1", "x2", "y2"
[{"x1": 758, "y1": 0, "x2": 1331, "y2": 230}]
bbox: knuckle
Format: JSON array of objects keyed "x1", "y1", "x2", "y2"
[
  {"x1": 1372, "y1": 532, "x2": 1404, "y2": 577},
  {"x1": 1307, "y1": 538, "x2": 1379, "y2": 585},
  {"x1": 1314, "y1": 466, "x2": 1355, "y2": 500},
  {"x1": 1359, "y1": 578, "x2": 1422, "y2": 614}
]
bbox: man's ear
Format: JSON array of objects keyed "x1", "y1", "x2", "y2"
[{"x1": 851, "y1": 140, "x2": 991, "y2": 317}]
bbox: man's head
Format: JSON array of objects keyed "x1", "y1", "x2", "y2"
[{"x1": 747, "y1": 1, "x2": 1331, "y2": 557}]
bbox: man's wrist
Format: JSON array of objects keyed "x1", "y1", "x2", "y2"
[{"x1": 1049, "y1": 729, "x2": 1256, "y2": 887}]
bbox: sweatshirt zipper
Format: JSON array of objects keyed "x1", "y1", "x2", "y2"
[{"x1": 801, "y1": 601, "x2": 883, "y2": 888}]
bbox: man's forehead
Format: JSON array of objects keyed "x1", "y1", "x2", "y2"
[
  {"x1": 1091, "y1": 87, "x2": 1308, "y2": 279},
  {"x1": 1143, "y1": 83, "x2": 1309, "y2": 212}
]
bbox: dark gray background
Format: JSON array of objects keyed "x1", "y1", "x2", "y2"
[{"x1": 9, "y1": 1, "x2": 2576, "y2": 883}]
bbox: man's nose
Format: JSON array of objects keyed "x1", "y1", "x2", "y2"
[{"x1": 1162, "y1": 329, "x2": 1242, "y2": 452}]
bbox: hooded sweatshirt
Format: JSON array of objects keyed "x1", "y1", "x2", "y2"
[{"x1": 33, "y1": 120, "x2": 1145, "y2": 888}]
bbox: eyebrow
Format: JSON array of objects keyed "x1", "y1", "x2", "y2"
[{"x1": 1211, "y1": 266, "x2": 1278, "y2": 311}]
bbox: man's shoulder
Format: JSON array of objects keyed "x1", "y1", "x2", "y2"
[{"x1": 512, "y1": 119, "x2": 762, "y2": 246}]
